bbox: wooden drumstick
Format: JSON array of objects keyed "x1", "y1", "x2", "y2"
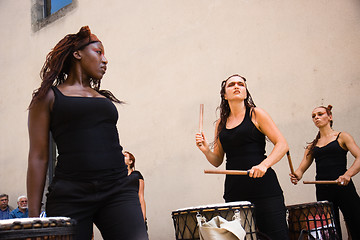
[
  {"x1": 286, "y1": 151, "x2": 295, "y2": 175},
  {"x1": 197, "y1": 104, "x2": 204, "y2": 147},
  {"x1": 303, "y1": 180, "x2": 338, "y2": 185},
  {"x1": 204, "y1": 169, "x2": 250, "y2": 175},
  {"x1": 199, "y1": 104, "x2": 204, "y2": 132}
]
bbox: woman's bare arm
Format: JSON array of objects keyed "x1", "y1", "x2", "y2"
[
  {"x1": 138, "y1": 179, "x2": 146, "y2": 221},
  {"x1": 195, "y1": 120, "x2": 225, "y2": 167},
  {"x1": 290, "y1": 147, "x2": 314, "y2": 185},
  {"x1": 250, "y1": 108, "x2": 289, "y2": 178},
  {"x1": 27, "y1": 90, "x2": 54, "y2": 217},
  {"x1": 337, "y1": 132, "x2": 360, "y2": 185}
]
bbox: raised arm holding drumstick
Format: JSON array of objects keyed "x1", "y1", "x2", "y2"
[
  {"x1": 195, "y1": 74, "x2": 290, "y2": 240},
  {"x1": 290, "y1": 105, "x2": 360, "y2": 239}
]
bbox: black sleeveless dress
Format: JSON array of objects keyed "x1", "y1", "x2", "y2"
[
  {"x1": 46, "y1": 87, "x2": 148, "y2": 240},
  {"x1": 313, "y1": 133, "x2": 360, "y2": 239},
  {"x1": 219, "y1": 107, "x2": 283, "y2": 201},
  {"x1": 219, "y1": 107, "x2": 289, "y2": 239},
  {"x1": 50, "y1": 86, "x2": 128, "y2": 181},
  {"x1": 313, "y1": 133, "x2": 347, "y2": 181}
]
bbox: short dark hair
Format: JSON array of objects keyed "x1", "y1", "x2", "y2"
[{"x1": 0, "y1": 194, "x2": 9, "y2": 199}]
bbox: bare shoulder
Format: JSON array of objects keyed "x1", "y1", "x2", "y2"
[
  {"x1": 252, "y1": 107, "x2": 273, "y2": 123},
  {"x1": 339, "y1": 131, "x2": 355, "y2": 143},
  {"x1": 337, "y1": 131, "x2": 356, "y2": 150},
  {"x1": 29, "y1": 88, "x2": 55, "y2": 112}
]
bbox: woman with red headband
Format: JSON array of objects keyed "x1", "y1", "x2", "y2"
[
  {"x1": 290, "y1": 105, "x2": 360, "y2": 239},
  {"x1": 27, "y1": 26, "x2": 148, "y2": 239}
]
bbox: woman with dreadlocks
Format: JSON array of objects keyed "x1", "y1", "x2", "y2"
[
  {"x1": 195, "y1": 74, "x2": 289, "y2": 239},
  {"x1": 27, "y1": 26, "x2": 148, "y2": 240},
  {"x1": 290, "y1": 105, "x2": 360, "y2": 239}
]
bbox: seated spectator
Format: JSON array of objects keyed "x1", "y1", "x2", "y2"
[
  {"x1": 10, "y1": 196, "x2": 28, "y2": 218},
  {"x1": 0, "y1": 194, "x2": 14, "y2": 219}
]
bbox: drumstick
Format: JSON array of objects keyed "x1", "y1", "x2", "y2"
[
  {"x1": 197, "y1": 104, "x2": 204, "y2": 147},
  {"x1": 199, "y1": 104, "x2": 204, "y2": 132},
  {"x1": 286, "y1": 151, "x2": 295, "y2": 175},
  {"x1": 303, "y1": 180, "x2": 338, "y2": 185},
  {"x1": 204, "y1": 169, "x2": 250, "y2": 175}
]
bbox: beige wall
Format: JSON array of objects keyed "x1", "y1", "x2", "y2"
[{"x1": 1, "y1": 0, "x2": 359, "y2": 239}]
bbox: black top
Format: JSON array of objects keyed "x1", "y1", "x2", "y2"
[
  {"x1": 50, "y1": 86, "x2": 128, "y2": 181},
  {"x1": 128, "y1": 170, "x2": 144, "y2": 191},
  {"x1": 313, "y1": 132, "x2": 348, "y2": 180},
  {"x1": 219, "y1": 107, "x2": 283, "y2": 201}
]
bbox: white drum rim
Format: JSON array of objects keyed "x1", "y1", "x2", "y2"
[
  {"x1": 286, "y1": 200, "x2": 330, "y2": 209},
  {"x1": 0, "y1": 217, "x2": 71, "y2": 226},
  {"x1": 173, "y1": 201, "x2": 253, "y2": 212}
]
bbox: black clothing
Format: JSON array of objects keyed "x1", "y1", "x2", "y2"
[
  {"x1": 50, "y1": 86, "x2": 128, "y2": 181},
  {"x1": 249, "y1": 195, "x2": 288, "y2": 240},
  {"x1": 219, "y1": 107, "x2": 283, "y2": 200},
  {"x1": 219, "y1": 107, "x2": 289, "y2": 239},
  {"x1": 46, "y1": 86, "x2": 148, "y2": 240},
  {"x1": 128, "y1": 170, "x2": 144, "y2": 190},
  {"x1": 46, "y1": 178, "x2": 147, "y2": 240},
  {"x1": 128, "y1": 170, "x2": 148, "y2": 231},
  {"x1": 314, "y1": 134, "x2": 347, "y2": 181},
  {"x1": 313, "y1": 133, "x2": 360, "y2": 239}
]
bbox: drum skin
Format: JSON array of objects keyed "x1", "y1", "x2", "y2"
[{"x1": 172, "y1": 201, "x2": 257, "y2": 240}]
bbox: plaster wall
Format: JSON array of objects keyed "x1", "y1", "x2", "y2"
[{"x1": 0, "y1": 0, "x2": 359, "y2": 239}]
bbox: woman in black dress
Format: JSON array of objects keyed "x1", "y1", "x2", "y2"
[
  {"x1": 27, "y1": 26, "x2": 148, "y2": 240},
  {"x1": 123, "y1": 151, "x2": 147, "y2": 223},
  {"x1": 195, "y1": 74, "x2": 289, "y2": 239},
  {"x1": 290, "y1": 105, "x2": 360, "y2": 239}
]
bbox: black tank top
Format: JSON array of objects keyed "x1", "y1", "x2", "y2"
[
  {"x1": 313, "y1": 133, "x2": 348, "y2": 180},
  {"x1": 219, "y1": 107, "x2": 283, "y2": 201},
  {"x1": 50, "y1": 86, "x2": 128, "y2": 181}
]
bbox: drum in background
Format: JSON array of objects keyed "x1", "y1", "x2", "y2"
[
  {"x1": 0, "y1": 217, "x2": 76, "y2": 240},
  {"x1": 172, "y1": 201, "x2": 257, "y2": 240},
  {"x1": 286, "y1": 201, "x2": 340, "y2": 240}
]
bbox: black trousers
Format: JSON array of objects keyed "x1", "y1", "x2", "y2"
[
  {"x1": 226, "y1": 194, "x2": 289, "y2": 240},
  {"x1": 46, "y1": 177, "x2": 148, "y2": 240},
  {"x1": 316, "y1": 181, "x2": 360, "y2": 240},
  {"x1": 251, "y1": 195, "x2": 290, "y2": 240}
]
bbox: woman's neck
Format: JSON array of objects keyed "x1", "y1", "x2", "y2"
[
  {"x1": 228, "y1": 100, "x2": 246, "y2": 118},
  {"x1": 64, "y1": 74, "x2": 91, "y2": 88},
  {"x1": 127, "y1": 166, "x2": 134, "y2": 175},
  {"x1": 319, "y1": 125, "x2": 334, "y2": 138},
  {"x1": 65, "y1": 64, "x2": 92, "y2": 87}
]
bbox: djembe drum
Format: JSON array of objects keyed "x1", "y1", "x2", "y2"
[
  {"x1": 172, "y1": 201, "x2": 257, "y2": 240},
  {"x1": 286, "y1": 201, "x2": 339, "y2": 240},
  {"x1": 0, "y1": 217, "x2": 76, "y2": 240}
]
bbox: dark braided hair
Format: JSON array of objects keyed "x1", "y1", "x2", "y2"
[
  {"x1": 30, "y1": 26, "x2": 122, "y2": 107},
  {"x1": 306, "y1": 105, "x2": 333, "y2": 156},
  {"x1": 214, "y1": 74, "x2": 256, "y2": 144}
]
